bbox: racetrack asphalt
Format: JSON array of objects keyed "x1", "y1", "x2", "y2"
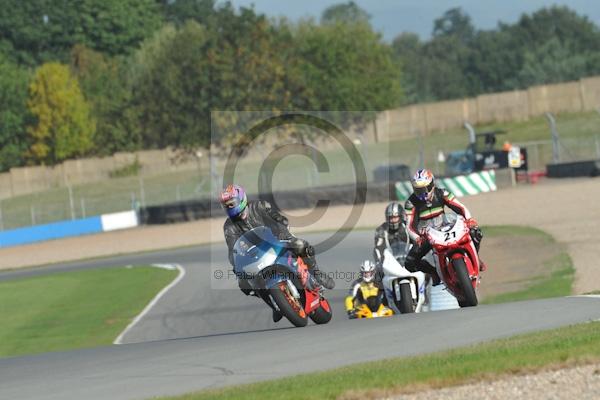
[{"x1": 1, "y1": 231, "x2": 599, "y2": 400}]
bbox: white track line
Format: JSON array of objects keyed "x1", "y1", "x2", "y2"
[{"x1": 113, "y1": 263, "x2": 186, "y2": 345}]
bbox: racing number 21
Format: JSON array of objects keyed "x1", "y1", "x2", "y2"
[{"x1": 444, "y1": 231, "x2": 456, "y2": 241}]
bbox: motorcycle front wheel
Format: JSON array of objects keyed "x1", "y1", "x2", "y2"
[
  {"x1": 395, "y1": 281, "x2": 414, "y2": 314},
  {"x1": 270, "y1": 282, "x2": 308, "y2": 327},
  {"x1": 453, "y1": 258, "x2": 478, "y2": 307}
]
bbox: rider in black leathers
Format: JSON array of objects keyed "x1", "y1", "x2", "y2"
[
  {"x1": 373, "y1": 201, "x2": 410, "y2": 265},
  {"x1": 220, "y1": 185, "x2": 335, "y2": 322}
]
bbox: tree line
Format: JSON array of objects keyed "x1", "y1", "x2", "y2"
[
  {"x1": 0, "y1": 1, "x2": 598, "y2": 171},
  {"x1": 394, "y1": 6, "x2": 600, "y2": 103}
]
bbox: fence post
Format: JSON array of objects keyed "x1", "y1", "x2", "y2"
[
  {"x1": 533, "y1": 144, "x2": 540, "y2": 171},
  {"x1": 545, "y1": 113, "x2": 560, "y2": 163},
  {"x1": 30, "y1": 205, "x2": 36, "y2": 226},
  {"x1": 138, "y1": 176, "x2": 146, "y2": 208},
  {"x1": 67, "y1": 185, "x2": 75, "y2": 220}
]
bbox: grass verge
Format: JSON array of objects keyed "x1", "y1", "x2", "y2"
[
  {"x1": 481, "y1": 225, "x2": 574, "y2": 304},
  {"x1": 157, "y1": 321, "x2": 600, "y2": 400},
  {"x1": 481, "y1": 225, "x2": 555, "y2": 242},
  {"x1": 0, "y1": 265, "x2": 177, "y2": 358},
  {"x1": 483, "y1": 253, "x2": 574, "y2": 304}
]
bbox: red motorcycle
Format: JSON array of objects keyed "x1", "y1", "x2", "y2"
[{"x1": 425, "y1": 215, "x2": 480, "y2": 307}]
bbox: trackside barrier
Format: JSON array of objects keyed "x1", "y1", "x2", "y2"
[
  {"x1": 0, "y1": 210, "x2": 139, "y2": 248},
  {"x1": 139, "y1": 182, "x2": 397, "y2": 224},
  {"x1": 395, "y1": 170, "x2": 497, "y2": 201},
  {"x1": 546, "y1": 160, "x2": 600, "y2": 178}
]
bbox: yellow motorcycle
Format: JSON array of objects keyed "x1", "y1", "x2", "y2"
[{"x1": 346, "y1": 282, "x2": 394, "y2": 319}]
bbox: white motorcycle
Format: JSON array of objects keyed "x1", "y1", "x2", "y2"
[{"x1": 380, "y1": 231, "x2": 430, "y2": 314}]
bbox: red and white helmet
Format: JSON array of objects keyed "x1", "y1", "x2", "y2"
[{"x1": 411, "y1": 169, "x2": 435, "y2": 202}]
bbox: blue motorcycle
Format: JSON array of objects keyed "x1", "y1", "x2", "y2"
[{"x1": 233, "y1": 226, "x2": 332, "y2": 327}]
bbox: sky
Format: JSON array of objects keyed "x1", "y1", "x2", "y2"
[{"x1": 226, "y1": 0, "x2": 600, "y2": 41}]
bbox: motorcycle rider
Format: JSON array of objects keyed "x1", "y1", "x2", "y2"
[
  {"x1": 220, "y1": 184, "x2": 335, "y2": 322},
  {"x1": 345, "y1": 260, "x2": 381, "y2": 319},
  {"x1": 404, "y1": 169, "x2": 486, "y2": 284},
  {"x1": 373, "y1": 202, "x2": 410, "y2": 265}
]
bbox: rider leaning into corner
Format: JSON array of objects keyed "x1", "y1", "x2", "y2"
[
  {"x1": 404, "y1": 169, "x2": 486, "y2": 285},
  {"x1": 219, "y1": 184, "x2": 335, "y2": 322}
]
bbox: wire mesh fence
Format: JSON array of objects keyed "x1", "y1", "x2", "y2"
[
  {"x1": 1, "y1": 113, "x2": 598, "y2": 231},
  {"x1": 0, "y1": 170, "x2": 211, "y2": 230},
  {"x1": 516, "y1": 136, "x2": 600, "y2": 171}
]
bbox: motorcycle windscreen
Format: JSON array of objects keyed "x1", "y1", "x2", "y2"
[
  {"x1": 233, "y1": 226, "x2": 284, "y2": 275},
  {"x1": 427, "y1": 215, "x2": 465, "y2": 246},
  {"x1": 382, "y1": 249, "x2": 409, "y2": 276}
]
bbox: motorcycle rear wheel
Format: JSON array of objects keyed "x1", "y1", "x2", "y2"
[
  {"x1": 270, "y1": 283, "x2": 308, "y2": 327},
  {"x1": 396, "y1": 282, "x2": 414, "y2": 314},
  {"x1": 453, "y1": 258, "x2": 478, "y2": 307}
]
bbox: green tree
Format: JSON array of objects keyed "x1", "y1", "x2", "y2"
[
  {"x1": 129, "y1": 22, "x2": 212, "y2": 149},
  {"x1": 131, "y1": 4, "x2": 299, "y2": 149},
  {"x1": 293, "y1": 21, "x2": 402, "y2": 111},
  {"x1": 432, "y1": 7, "x2": 475, "y2": 43},
  {"x1": 466, "y1": 29, "x2": 523, "y2": 93},
  {"x1": 392, "y1": 33, "x2": 425, "y2": 103},
  {"x1": 514, "y1": 38, "x2": 591, "y2": 87},
  {"x1": 504, "y1": 6, "x2": 600, "y2": 54},
  {"x1": 0, "y1": 0, "x2": 163, "y2": 65},
  {"x1": 26, "y1": 63, "x2": 95, "y2": 164},
  {"x1": 0, "y1": 56, "x2": 30, "y2": 171},
  {"x1": 160, "y1": 0, "x2": 217, "y2": 26},
  {"x1": 70, "y1": 45, "x2": 137, "y2": 154},
  {"x1": 278, "y1": 21, "x2": 403, "y2": 135},
  {"x1": 321, "y1": 1, "x2": 370, "y2": 25},
  {"x1": 393, "y1": 5, "x2": 600, "y2": 102}
]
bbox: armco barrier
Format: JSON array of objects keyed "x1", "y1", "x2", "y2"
[
  {"x1": 395, "y1": 170, "x2": 497, "y2": 201},
  {"x1": 139, "y1": 182, "x2": 397, "y2": 224},
  {"x1": 546, "y1": 160, "x2": 600, "y2": 178},
  {"x1": 0, "y1": 210, "x2": 139, "y2": 248}
]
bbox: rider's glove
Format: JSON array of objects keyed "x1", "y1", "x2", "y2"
[
  {"x1": 347, "y1": 309, "x2": 357, "y2": 319},
  {"x1": 415, "y1": 236, "x2": 426, "y2": 247},
  {"x1": 466, "y1": 218, "x2": 479, "y2": 229}
]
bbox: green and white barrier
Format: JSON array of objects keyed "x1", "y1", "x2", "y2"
[{"x1": 395, "y1": 170, "x2": 497, "y2": 201}]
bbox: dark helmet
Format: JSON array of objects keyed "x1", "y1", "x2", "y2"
[{"x1": 385, "y1": 201, "x2": 405, "y2": 231}]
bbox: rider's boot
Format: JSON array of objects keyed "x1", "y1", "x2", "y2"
[
  {"x1": 479, "y1": 258, "x2": 487, "y2": 272},
  {"x1": 419, "y1": 260, "x2": 441, "y2": 286},
  {"x1": 263, "y1": 295, "x2": 283, "y2": 322},
  {"x1": 272, "y1": 308, "x2": 283, "y2": 323}
]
